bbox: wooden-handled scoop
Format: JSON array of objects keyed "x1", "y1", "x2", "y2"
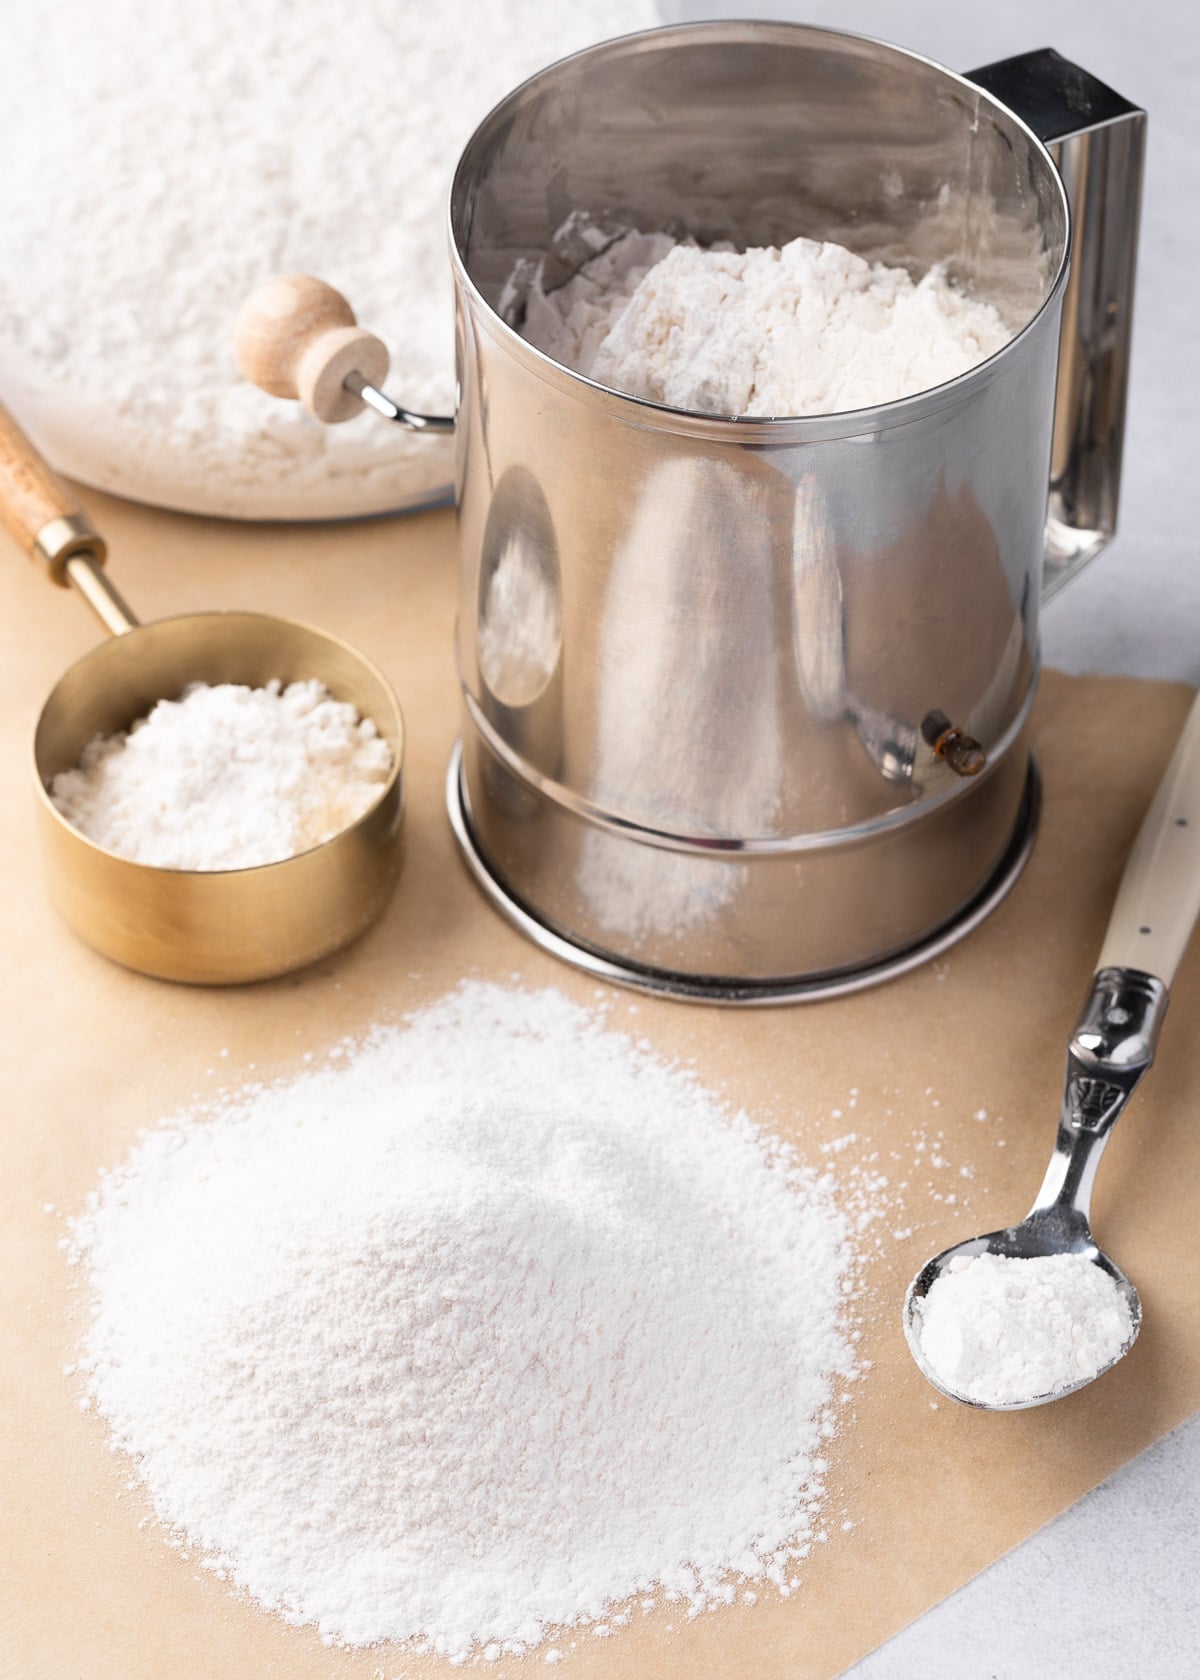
[
  {"x1": 0, "y1": 398, "x2": 406, "y2": 984},
  {"x1": 235, "y1": 276, "x2": 453, "y2": 434},
  {"x1": 0, "y1": 401, "x2": 137, "y2": 634}
]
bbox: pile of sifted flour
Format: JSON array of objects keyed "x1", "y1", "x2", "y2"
[
  {"x1": 914, "y1": 1251, "x2": 1135, "y2": 1406},
  {"x1": 0, "y1": 1, "x2": 655, "y2": 519},
  {"x1": 522, "y1": 231, "x2": 1012, "y2": 416},
  {"x1": 67, "y1": 984, "x2": 858, "y2": 1663},
  {"x1": 49, "y1": 679, "x2": 392, "y2": 869}
]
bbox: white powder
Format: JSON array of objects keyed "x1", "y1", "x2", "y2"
[
  {"x1": 0, "y1": 2, "x2": 655, "y2": 520},
  {"x1": 50, "y1": 679, "x2": 391, "y2": 869},
  {"x1": 523, "y1": 232, "x2": 1012, "y2": 416},
  {"x1": 915, "y1": 1251, "x2": 1134, "y2": 1406},
  {"x1": 523, "y1": 230, "x2": 678, "y2": 378},
  {"x1": 67, "y1": 983, "x2": 856, "y2": 1661}
]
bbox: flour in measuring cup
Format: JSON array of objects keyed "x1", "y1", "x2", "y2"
[
  {"x1": 50, "y1": 679, "x2": 391, "y2": 869},
  {"x1": 522, "y1": 230, "x2": 1012, "y2": 416}
]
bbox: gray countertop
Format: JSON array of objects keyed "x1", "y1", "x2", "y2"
[{"x1": 652, "y1": 0, "x2": 1200, "y2": 1670}]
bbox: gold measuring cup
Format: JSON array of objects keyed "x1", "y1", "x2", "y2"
[{"x1": 0, "y1": 405, "x2": 405, "y2": 983}]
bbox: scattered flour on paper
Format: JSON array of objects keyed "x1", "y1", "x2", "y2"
[
  {"x1": 0, "y1": 1, "x2": 656, "y2": 519},
  {"x1": 522, "y1": 230, "x2": 1012, "y2": 416},
  {"x1": 67, "y1": 983, "x2": 864, "y2": 1663},
  {"x1": 49, "y1": 679, "x2": 391, "y2": 869},
  {"x1": 914, "y1": 1250, "x2": 1134, "y2": 1406}
]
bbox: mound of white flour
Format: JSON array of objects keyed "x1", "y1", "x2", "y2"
[
  {"x1": 0, "y1": 2, "x2": 654, "y2": 519},
  {"x1": 523, "y1": 231, "x2": 1012, "y2": 415},
  {"x1": 67, "y1": 984, "x2": 857, "y2": 1662},
  {"x1": 50, "y1": 679, "x2": 391, "y2": 869}
]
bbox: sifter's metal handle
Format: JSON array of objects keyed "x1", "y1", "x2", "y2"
[
  {"x1": 967, "y1": 49, "x2": 1146, "y2": 603},
  {"x1": 235, "y1": 275, "x2": 454, "y2": 433}
]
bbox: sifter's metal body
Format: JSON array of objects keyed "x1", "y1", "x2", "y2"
[{"x1": 441, "y1": 24, "x2": 1144, "y2": 995}]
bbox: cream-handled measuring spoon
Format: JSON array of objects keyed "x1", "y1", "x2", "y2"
[{"x1": 904, "y1": 690, "x2": 1200, "y2": 1409}]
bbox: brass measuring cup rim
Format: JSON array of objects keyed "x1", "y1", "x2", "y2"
[{"x1": 32, "y1": 606, "x2": 407, "y2": 875}]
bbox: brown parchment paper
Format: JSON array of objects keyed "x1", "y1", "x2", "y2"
[{"x1": 2, "y1": 490, "x2": 1199, "y2": 1680}]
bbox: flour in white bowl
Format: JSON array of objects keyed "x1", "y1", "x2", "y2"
[
  {"x1": 49, "y1": 679, "x2": 392, "y2": 869},
  {"x1": 67, "y1": 983, "x2": 859, "y2": 1662},
  {"x1": 522, "y1": 231, "x2": 1012, "y2": 416},
  {"x1": 0, "y1": 1, "x2": 656, "y2": 519}
]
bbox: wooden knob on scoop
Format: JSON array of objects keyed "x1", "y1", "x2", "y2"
[{"x1": 234, "y1": 275, "x2": 390, "y2": 424}]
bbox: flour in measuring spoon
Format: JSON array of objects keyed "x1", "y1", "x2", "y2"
[{"x1": 914, "y1": 1251, "x2": 1134, "y2": 1405}]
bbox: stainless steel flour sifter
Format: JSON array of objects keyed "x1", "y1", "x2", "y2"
[{"x1": 238, "y1": 23, "x2": 1145, "y2": 1002}]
